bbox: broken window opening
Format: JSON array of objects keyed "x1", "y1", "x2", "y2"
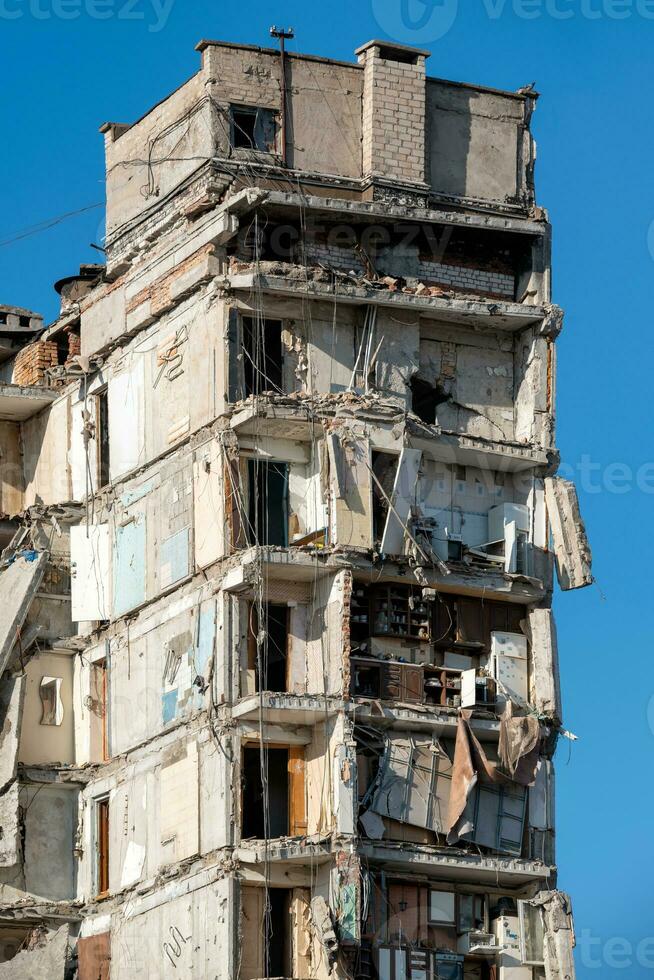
[
  {"x1": 519, "y1": 900, "x2": 546, "y2": 966},
  {"x1": 0, "y1": 925, "x2": 33, "y2": 963},
  {"x1": 95, "y1": 797, "x2": 110, "y2": 896},
  {"x1": 241, "y1": 886, "x2": 292, "y2": 980},
  {"x1": 242, "y1": 745, "x2": 290, "y2": 839},
  {"x1": 96, "y1": 387, "x2": 110, "y2": 488},
  {"x1": 268, "y1": 888, "x2": 291, "y2": 978},
  {"x1": 39, "y1": 676, "x2": 63, "y2": 726},
  {"x1": 351, "y1": 588, "x2": 523, "y2": 711},
  {"x1": 372, "y1": 452, "x2": 400, "y2": 545},
  {"x1": 248, "y1": 602, "x2": 289, "y2": 693},
  {"x1": 410, "y1": 376, "x2": 449, "y2": 425},
  {"x1": 55, "y1": 334, "x2": 68, "y2": 366},
  {"x1": 246, "y1": 459, "x2": 289, "y2": 548},
  {"x1": 230, "y1": 105, "x2": 277, "y2": 153},
  {"x1": 242, "y1": 316, "x2": 284, "y2": 397},
  {"x1": 90, "y1": 659, "x2": 109, "y2": 762}
]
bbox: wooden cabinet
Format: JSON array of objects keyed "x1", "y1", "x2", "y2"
[{"x1": 351, "y1": 658, "x2": 423, "y2": 703}]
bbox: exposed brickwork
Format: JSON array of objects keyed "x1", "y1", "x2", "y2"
[
  {"x1": 415, "y1": 260, "x2": 515, "y2": 298},
  {"x1": 298, "y1": 241, "x2": 514, "y2": 298},
  {"x1": 359, "y1": 45, "x2": 426, "y2": 185},
  {"x1": 302, "y1": 242, "x2": 366, "y2": 276},
  {"x1": 125, "y1": 244, "x2": 217, "y2": 318},
  {"x1": 203, "y1": 45, "x2": 281, "y2": 110},
  {"x1": 13, "y1": 340, "x2": 59, "y2": 386}
]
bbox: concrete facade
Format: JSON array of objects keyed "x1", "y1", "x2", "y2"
[{"x1": 0, "y1": 36, "x2": 590, "y2": 980}]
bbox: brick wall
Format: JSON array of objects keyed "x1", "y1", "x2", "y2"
[
  {"x1": 300, "y1": 241, "x2": 514, "y2": 297},
  {"x1": 411, "y1": 259, "x2": 515, "y2": 298},
  {"x1": 302, "y1": 242, "x2": 367, "y2": 276},
  {"x1": 203, "y1": 44, "x2": 281, "y2": 110},
  {"x1": 13, "y1": 340, "x2": 59, "y2": 386},
  {"x1": 358, "y1": 43, "x2": 427, "y2": 186}
]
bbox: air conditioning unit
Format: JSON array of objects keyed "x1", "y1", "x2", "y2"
[{"x1": 457, "y1": 930, "x2": 499, "y2": 956}]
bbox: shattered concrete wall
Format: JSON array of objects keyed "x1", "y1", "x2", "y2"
[
  {"x1": 0, "y1": 675, "x2": 24, "y2": 791},
  {"x1": 545, "y1": 476, "x2": 593, "y2": 590},
  {"x1": 21, "y1": 784, "x2": 78, "y2": 901},
  {"x1": 0, "y1": 925, "x2": 72, "y2": 980},
  {"x1": 427, "y1": 80, "x2": 536, "y2": 205}
]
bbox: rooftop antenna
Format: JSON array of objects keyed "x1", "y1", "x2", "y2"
[{"x1": 270, "y1": 26, "x2": 294, "y2": 167}]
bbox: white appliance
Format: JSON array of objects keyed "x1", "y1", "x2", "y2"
[
  {"x1": 457, "y1": 930, "x2": 499, "y2": 955},
  {"x1": 492, "y1": 915, "x2": 532, "y2": 980},
  {"x1": 490, "y1": 631, "x2": 529, "y2": 709},
  {"x1": 487, "y1": 503, "x2": 530, "y2": 574}
]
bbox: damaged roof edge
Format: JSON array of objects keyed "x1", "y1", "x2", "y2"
[{"x1": 195, "y1": 38, "x2": 538, "y2": 101}]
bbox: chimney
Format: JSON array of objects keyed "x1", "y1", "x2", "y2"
[{"x1": 356, "y1": 40, "x2": 429, "y2": 189}]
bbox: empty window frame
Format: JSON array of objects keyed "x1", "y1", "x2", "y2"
[
  {"x1": 463, "y1": 783, "x2": 527, "y2": 856},
  {"x1": 519, "y1": 901, "x2": 546, "y2": 966},
  {"x1": 242, "y1": 316, "x2": 284, "y2": 397},
  {"x1": 95, "y1": 387, "x2": 110, "y2": 487},
  {"x1": 95, "y1": 797, "x2": 110, "y2": 896},
  {"x1": 241, "y1": 745, "x2": 306, "y2": 839},
  {"x1": 230, "y1": 105, "x2": 277, "y2": 152},
  {"x1": 248, "y1": 602, "x2": 289, "y2": 693},
  {"x1": 241, "y1": 886, "x2": 292, "y2": 979},
  {"x1": 39, "y1": 677, "x2": 63, "y2": 726},
  {"x1": 246, "y1": 459, "x2": 289, "y2": 547},
  {"x1": 372, "y1": 452, "x2": 400, "y2": 545},
  {"x1": 429, "y1": 890, "x2": 456, "y2": 925}
]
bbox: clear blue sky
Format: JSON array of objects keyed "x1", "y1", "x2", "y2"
[{"x1": 1, "y1": 2, "x2": 652, "y2": 975}]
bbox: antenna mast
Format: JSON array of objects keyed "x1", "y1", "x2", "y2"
[{"x1": 270, "y1": 26, "x2": 294, "y2": 167}]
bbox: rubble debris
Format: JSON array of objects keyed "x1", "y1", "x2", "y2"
[
  {"x1": 0, "y1": 552, "x2": 47, "y2": 676},
  {"x1": 530, "y1": 891, "x2": 577, "y2": 980},
  {"x1": 0, "y1": 924, "x2": 72, "y2": 980},
  {"x1": 310, "y1": 895, "x2": 339, "y2": 970},
  {"x1": 545, "y1": 477, "x2": 593, "y2": 590}
]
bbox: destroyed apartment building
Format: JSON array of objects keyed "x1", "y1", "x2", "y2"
[{"x1": 0, "y1": 36, "x2": 591, "y2": 980}]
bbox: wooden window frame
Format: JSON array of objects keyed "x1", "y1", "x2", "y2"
[
  {"x1": 95, "y1": 796, "x2": 110, "y2": 897},
  {"x1": 95, "y1": 387, "x2": 110, "y2": 489}
]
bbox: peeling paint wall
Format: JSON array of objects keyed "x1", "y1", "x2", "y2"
[
  {"x1": 110, "y1": 876, "x2": 234, "y2": 979},
  {"x1": 18, "y1": 650, "x2": 75, "y2": 766},
  {"x1": 21, "y1": 783, "x2": 78, "y2": 900}
]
